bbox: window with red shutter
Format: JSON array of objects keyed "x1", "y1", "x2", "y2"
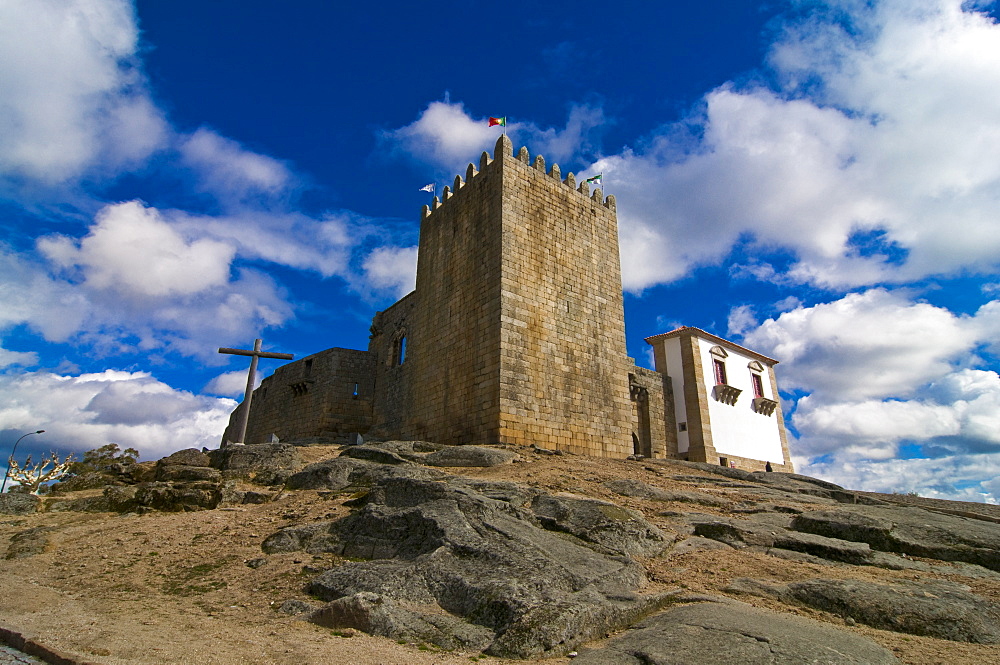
[{"x1": 713, "y1": 358, "x2": 727, "y2": 385}]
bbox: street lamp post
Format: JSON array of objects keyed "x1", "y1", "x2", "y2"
[{"x1": 1, "y1": 430, "x2": 45, "y2": 494}]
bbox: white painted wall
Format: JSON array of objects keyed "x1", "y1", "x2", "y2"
[
  {"x1": 696, "y1": 337, "x2": 784, "y2": 463},
  {"x1": 662, "y1": 337, "x2": 689, "y2": 453}
]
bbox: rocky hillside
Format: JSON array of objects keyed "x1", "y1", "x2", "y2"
[{"x1": 1, "y1": 441, "x2": 998, "y2": 664}]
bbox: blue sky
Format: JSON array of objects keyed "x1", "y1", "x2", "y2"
[{"x1": 2, "y1": 0, "x2": 1000, "y2": 502}]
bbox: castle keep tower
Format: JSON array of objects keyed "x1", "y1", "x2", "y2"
[
  {"x1": 222, "y1": 135, "x2": 792, "y2": 471},
  {"x1": 392, "y1": 135, "x2": 633, "y2": 455}
]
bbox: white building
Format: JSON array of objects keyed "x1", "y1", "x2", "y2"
[{"x1": 644, "y1": 326, "x2": 794, "y2": 472}]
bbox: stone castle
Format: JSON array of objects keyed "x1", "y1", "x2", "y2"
[{"x1": 222, "y1": 136, "x2": 793, "y2": 472}]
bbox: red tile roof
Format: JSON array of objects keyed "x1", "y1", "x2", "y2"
[{"x1": 643, "y1": 326, "x2": 779, "y2": 365}]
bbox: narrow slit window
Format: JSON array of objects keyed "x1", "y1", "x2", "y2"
[
  {"x1": 751, "y1": 373, "x2": 764, "y2": 398},
  {"x1": 394, "y1": 335, "x2": 407, "y2": 365}
]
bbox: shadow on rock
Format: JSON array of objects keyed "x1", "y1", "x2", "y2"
[
  {"x1": 728, "y1": 577, "x2": 1000, "y2": 644},
  {"x1": 573, "y1": 599, "x2": 900, "y2": 664},
  {"x1": 263, "y1": 474, "x2": 674, "y2": 658}
]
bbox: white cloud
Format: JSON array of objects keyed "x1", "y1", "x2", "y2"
[
  {"x1": 135, "y1": 267, "x2": 293, "y2": 359},
  {"x1": 743, "y1": 289, "x2": 981, "y2": 401},
  {"x1": 655, "y1": 315, "x2": 683, "y2": 332},
  {"x1": 792, "y1": 394, "x2": 961, "y2": 459},
  {"x1": 739, "y1": 288, "x2": 1000, "y2": 495},
  {"x1": 179, "y1": 128, "x2": 293, "y2": 205},
  {"x1": 0, "y1": 0, "x2": 425, "y2": 365},
  {"x1": 0, "y1": 245, "x2": 92, "y2": 343},
  {"x1": 40, "y1": 201, "x2": 236, "y2": 299},
  {"x1": 604, "y1": 88, "x2": 882, "y2": 292},
  {"x1": 520, "y1": 104, "x2": 605, "y2": 166},
  {"x1": 0, "y1": 369, "x2": 235, "y2": 460},
  {"x1": 0, "y1": 231, "x2": 293, "y2": 362},
  {"x1": 361, "y1": 246, "x2": 418, "y2": 299},
  {"x1": 383, "y1": 100, "x2": 604, "y2": 175},
  {"x1": 792, "y1": 369, "x2": 1000, "y2": 459},
  {"x1": 774, "y1": 296, "x2": 802, "y2": 312},
  {"x1": 798, "y1": 451, "x2": 1000, "y2": 504},
  {"x1": 384, "y1": 101, "x2": 500, "y2": 173},
  {"x1": 968, "y1": 299, "x2": 1000, "y2": 358},
  {"x1": 0, "y1": 0, "x2": 167, "y2": 184},
  {"x1": 727, "y1": 304, "x2": 758, "y2": 337},
  {"x1": 599, "y1": 0, "x2": 1000, "y2": 292},
  {"x1": 0, "y1": 347, "x2": 39, "y2": 369},
  {"x1": 204, "y1": 369, "x2": 259, "y2": 397},
  {"x1": 2, "y1": 192, "x2": 413, "y2": 361},
  {"x1": 171, "y1": 209, "x2": 356, "y2": 279}
]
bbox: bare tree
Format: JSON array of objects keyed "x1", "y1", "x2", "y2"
[{"x1": 5, "y1": 453, "x2": 75, "y2": 495}]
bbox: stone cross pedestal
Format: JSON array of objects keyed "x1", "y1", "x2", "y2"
[{"x1": 218, "y1": 338, "x2": 293, "y2": 445}]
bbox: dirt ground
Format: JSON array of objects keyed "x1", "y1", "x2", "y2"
[{"x1": 1, "y1": 447, "x2": 998, "y2": 664}]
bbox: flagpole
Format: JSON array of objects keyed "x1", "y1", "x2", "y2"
[
  {"x1": 585, "y1": 172, "x2": 604, "y2": 194},
  {"x1": 489, "y1": 115, "x2": 507, "y2": 136},
  {"x1": 419, "y1": 182, "x2": 436, "y2": 203}
]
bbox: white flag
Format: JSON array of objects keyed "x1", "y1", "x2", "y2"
[{"x1": 419, "y1": 183, "x2": 435, "y2": 193}]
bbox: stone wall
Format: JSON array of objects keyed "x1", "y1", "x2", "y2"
[
  {"x1": 223, "y1": 347, "x2": 376, "y2": 445},
  {"x1": 767, "y1": 363, "x2": 795, "y2": 473},
  {"x1": 368, "y1": 292, "x2": 418, "y2": 438},
  {"x1": 220, "y1": 138, "x2": 632, "y2": 455},
  {"x1": 629, "y1": 365, "x2": 676, "y2": 459},
  {"x1": 375, "y1": 136, "x2": 633, "y2": 455},
  {"x1": 401, "y1": 150, "x2": 505, "y2": 445},
  {"x1": 495, "y1": 140, "x2": 633, "y2": 456},
  {"x1": 676, "y1": 332, "x2": 717, "y2": 465}
]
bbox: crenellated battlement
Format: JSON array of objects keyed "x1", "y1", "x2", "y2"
[
  {"x1": 421, "y1": 135, "x2": 615, "y2": 221},
  {"x1": 225, "y1": 132, "x2": 792, "y2": 469}
]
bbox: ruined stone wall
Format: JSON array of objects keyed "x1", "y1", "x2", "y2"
[
  {"x1": 495, "y1": 139, "x2": 633, "y2": 456},
  {"x1": 629, "y1": 365, "x2": 676, "y2": 459},
  {"x1": 368, "y1": 292, "x2": 418, "y2": 438},
  {"x1": 223, "y1": 347, "x2": 375, "y2": 445}
]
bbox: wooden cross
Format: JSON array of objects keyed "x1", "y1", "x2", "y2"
[{"x1": 218, "y1": 338, "x2": 294, "y2": 445}]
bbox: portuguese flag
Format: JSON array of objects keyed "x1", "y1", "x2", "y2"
[{"x1": 489, "y1": 116, "x2": 506, "y2": 127}]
